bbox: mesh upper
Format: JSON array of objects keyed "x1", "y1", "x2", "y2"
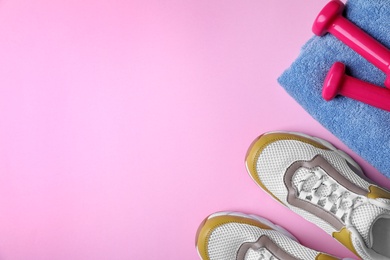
[
  {"x1": 207, "y1": 222, "x2": 319, "y2": 260},
  {"x1": 256, "y1": 140, "x2": 371, "y2": 198},
  {"x1": 253, "y1": 135, "x2": 390, "y2": 259},
  {"x1": 350, "y1": 204, "x2": 390, "y2": 248},
  {"x1": 292, "y1": 166, "x2": 385, "y2": 248},
  {"x1": 255, "y1": 139, "x2": 372, "y2": 234},
  {"x1": 351, "y1": 232, "x2": 371, "y2": 260}
]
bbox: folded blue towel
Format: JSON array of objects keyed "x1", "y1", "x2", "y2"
[{"x1": 278, "y1": 0, "x2": 390, "y2": 178}]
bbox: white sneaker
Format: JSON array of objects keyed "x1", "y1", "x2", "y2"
[
  {"x1": 196, "y1": 211, "x2": 342, "y2": 260},
  {"x1": 245, "y1": 131, "x2": 390, "y2": 260}
]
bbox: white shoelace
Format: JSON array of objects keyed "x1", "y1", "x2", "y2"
[
  {"x1": 246, "y1": 248, "x2": 277, "y2": 260},
  {"x1": 297, "y1": 167, "x2": 367, "y2": 224}
]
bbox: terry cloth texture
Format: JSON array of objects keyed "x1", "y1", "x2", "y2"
[{"x1": 278, "y1": 0, "x2": 390, "y2": 178}]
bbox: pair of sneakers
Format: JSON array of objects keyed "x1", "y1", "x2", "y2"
[{"x1": 196, "y1": 131, "x2": 390, "y2": 260}]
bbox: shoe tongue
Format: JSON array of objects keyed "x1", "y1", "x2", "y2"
[{"x1": 350, "y1": 201, "x2": 390, "y2": 248}]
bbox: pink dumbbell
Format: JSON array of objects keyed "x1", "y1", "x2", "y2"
[
  {"x1": 313, "y1": 0, "x2": 390, "y2": 88},
  {"x1": 322, "y1": 62, "x2": 390, "y2": 112}
]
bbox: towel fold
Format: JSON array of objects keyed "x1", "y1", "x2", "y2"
[{"x1": 278, "y1": 0, "x2": 390, "y2": 178}]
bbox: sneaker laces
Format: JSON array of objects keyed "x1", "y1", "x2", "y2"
[
  {"x1": 246, "y1": 248, "x2": 277, "y2": 260},
  {"x1": 296, "y1": 167, "x2": 367, "y2": 224}
]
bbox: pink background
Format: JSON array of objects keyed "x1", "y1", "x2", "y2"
[{"x1": 0, "y1": 0, "x2": 389, "y2": 259}]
